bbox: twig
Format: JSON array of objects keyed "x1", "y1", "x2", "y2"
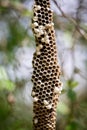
[
  {"x1": 74, "y1": 67, "x2": 87, "y2": 80},
  {"x1": 53, "y1": 0, "x2": 87, "y2": 40}
]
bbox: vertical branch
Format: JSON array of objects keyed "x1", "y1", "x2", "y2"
[{"x1": 31, "y1": 0, "x2": 63, "y2": 130}]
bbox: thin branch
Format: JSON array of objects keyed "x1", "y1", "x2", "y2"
[
  {"x1": 74, "y1": 67, "x2": 87, "y2": 80},
  {"x1": 53, "y1": 0, "x2": 87, "y2": 40}
]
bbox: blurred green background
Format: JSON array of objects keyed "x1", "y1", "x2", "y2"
[{"x1": 0, "y1": 0, "x2": 87, "y2": 130}]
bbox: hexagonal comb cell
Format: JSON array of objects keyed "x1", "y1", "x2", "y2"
[{"x1": 31, "y1": 0, "x2": 63, "y2": 130}]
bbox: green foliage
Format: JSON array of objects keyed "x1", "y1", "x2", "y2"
[
  {"x1": 67, "y1": 80, "x2": 78, "y2": 88},
  {"x1": 7, "y1": 22, "x2": 26, "y2": 51},
  {"x1": 0, "y1": 0, "x2": 33, "y2": 58},
  {"x1": 65, "y1": 121, "x2": 78, "y2": 130},
  {"x1": 57, "y1": 79, "x2": 87, "y2": 130},
  {"x1": 57, "y1": 102, "x2": 70, "y2": 115},
  {"x1": 67, "y1": 88, "x2": 76, "y2": 102},
  {"x1": 0, "y1": 80, "x2": 15, "y2": 91},
  {"x1": 0, "y1": 91, "x2": 33, "y2": 130},
  {"x1": 22, "y1": 10, "x2": 33, "y2": 17},
  {"x1": 0, "y1": 7, "x2": 9, "y2": 14},
  {"x1": 0, "y1": 66, "x2": 15, "y2": 91},
  {"x1": 0, "y1": 91, "x2": 11, "y2": 130},
  {"x1": 66, "y1": 80, "x2": 77, "y2": 102}
]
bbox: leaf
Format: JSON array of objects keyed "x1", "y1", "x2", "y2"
[
  {"x1": 22, "y1": 10, "x2": 33, "y2": 17},
  {"x1": 67, "y1": 89, "x2": 76, "y2": 102},
  {"x1": 65, "y1": 125, "x2": 72, "y2": 130},
  {"x1": 61, "y1": 89, "x2": 67, "y2": 94},
  {"x1": 0, "y1": 79, "x2": 15, "y2": 91},
  {"x1": 0, "y1": 66, "x2": 8, "y2": 80},
  {"x1": 70, "y1": 81, "x2": 78, "y2": 88},
  {"x1": 67, "y1": 80, "x2": 78, "y2": 88},
  {"x1": 7, "y1": 22, "x2": 26, "y2": 51},
  {"x1": 0, "y1": 66, "x2": 15, "y2": 91},
  {"x1": 57, "y1": 102, "x2": 70, "y2": 115},
  {"x1": 64, "y1": 31, "x2": 73, "y2": 48},
  {"x1": 65, "y1": 121, "x2": 78, "y2": 130}
]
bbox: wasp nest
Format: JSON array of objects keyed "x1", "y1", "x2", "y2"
[{"x1": 31, "y1": 0, "x2": 63, "y2": 130}]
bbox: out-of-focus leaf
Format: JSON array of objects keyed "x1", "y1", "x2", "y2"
[
  {"x1": 16, "y1": 129, "x2": 26, "y2": 130},
  {"x1": 22, "y1": 10, "x2": 33, "y2": 17},
  {"x1": 64, "y1": 31, "x2": 73, "y2": 48},
  {"x1": 67, "y1": 89, "x2": 76, "y2": 102},
  {"x1": 0, "y1": 91, "x2": 11, "y2": 120},
  {"x1": 0, "y1": 66, "x2": 8, "y2": 80},
  {"x1": 65, "y1": 121, "x2": 78, "y2": 130},
  {"x1": 67, "y1": 80, "x2": 78, "y2": 88},
  {"x1": 7, "y1": 22, "x2": 27, "y2": 51},
  {"x1": 57, "y1": 102, "x2": 70, "y2": 115},
  {"x1": 61, "y1": 89, "x2": 67, "y2": 94},
  {"x1": 0, "y1": 7, "x2": 9, "y2": 14},
  {"x1": 66, "y1": 23, "x2": 74, "y2": 32},
  {"x1": 70, "y1": 81, "x2": 78, "y2": 88},
  {"x1": 0, "y1": 66, "x2": 15, "y2": 91},
  {"x1": 0, "y1": 80, "x2": 15, "y2": 91}
]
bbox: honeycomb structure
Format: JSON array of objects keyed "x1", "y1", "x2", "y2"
[{"x1": 31, "y1": 0, "x2": 63, "y2": 130}]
